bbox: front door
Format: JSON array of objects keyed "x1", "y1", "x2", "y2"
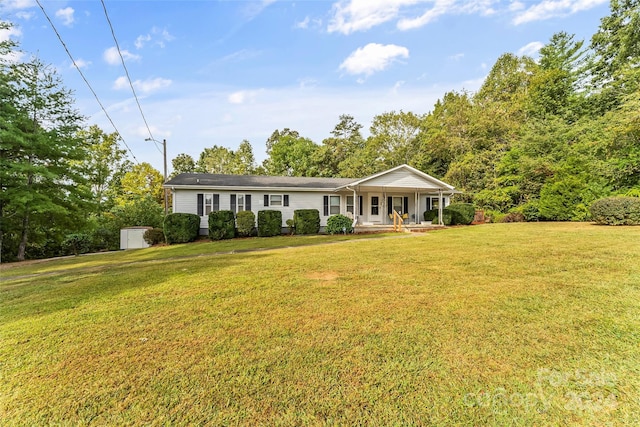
[{"x1": 369, "y1": 194, "x2": 382, "y2": 223}]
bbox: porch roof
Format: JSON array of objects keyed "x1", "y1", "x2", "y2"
[{"x1": 336, "y1": 164, "x2": 457, "y2": 193}]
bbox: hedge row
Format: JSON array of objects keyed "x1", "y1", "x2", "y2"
[
  {"x1": 209, "y1": 210, "x2": 236, "y2": 240},
  {"x1": 258, "y1": 210, "x2": 282, "y2": 237},
  {"x1": 424, "y1": 203, "x2": 475, "y2": 226},
  {"x1": 590, "y1": 197, "x2": 640, "y2": 225},
  {"x1": 326, "y1": 214, "x2": 353, "y2": 234},
  {"x1": 236, "y1": 211, "x2": 256, "y2": 237},
  {"x1": 294, "y1": 209, "x2": 320, "y2": 235},
  {"x1": 164, "y1": 213, "x2": 200, "y2": 244}
]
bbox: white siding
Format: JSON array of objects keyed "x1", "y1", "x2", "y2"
[
  {"x1": 172, "y1": 189, "x2": 347, "y2": 231},
  {"x1": 362, "y1": 169, "x2": 440, "y2": 189}
]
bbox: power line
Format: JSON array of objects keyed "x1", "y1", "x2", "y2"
[
  {"x1": 34, "y1": 0, "x2": 140, "y2": 164},
  {"x1": 100, "y1": 0, "x2": 160, "y2": 154}
]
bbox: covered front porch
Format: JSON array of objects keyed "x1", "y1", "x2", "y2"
[{"x1": 335, "y1": 165, "x2": 459, "y2": 228}]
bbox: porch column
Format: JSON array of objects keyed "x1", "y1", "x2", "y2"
[
  {"x1": 414, "y1": 191, "x2": 418, "y2": 224},
  {"x1": 438, "y1": 189, "x2": 443, "y2": 225},
  {"x1": 353, "y1": 187, "x2": 358, "y2": 225}
]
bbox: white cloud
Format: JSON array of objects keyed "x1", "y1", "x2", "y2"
[
  {"x1": 228, "y1": 89, "x2": 263, "y2": 104},
  {"x1": 339, "y1": 43, "x2": 409, "y2": 77},
  {"x1": 113, "y1": 76, "x2": 172, "y2": 94},
  {"x1": 328, "y1": 0, "x2": 412, "y2": 34},
  {"x1": 135, "y1": 34, "x2": 152, "y2": 49},
  {"x1": 73, "y1": 58, "x2": 91, "y2": 69},
  {"x1": 242, "y1": 0, "x2": 278, "y2": 20},
  {"x1": 328, "y1": 0, "x2": 497, "y2": 34},
  {"x1": 55, "y1": 7, "x2": 75, "y2": 26},
  {"x1": 298, "y1": 78, "x2": 318, "y2": 89},
  {"x1": 397, "y1": 0, "x2": 455, "y2": 30},
  {"x1": 449, "y1": 52, "x2": 465, "y2": 61},
  {"x1": 0, "y1": 25, "x2": 24, "y2": 63},
  {"x1": 392, "y1": 80, "x2": 406, "y2": 94},
  {"x1": 103, "y1": 46, "x2": 141, "y2": 65},
  {"x1": 295, "y1": 16, "x2": 311, "y2": 29},
  {"x1": 518, "y1": 41, "x2": 544, "y2": 56},
  {"x1": 135, "y1": 27, "x2": 174, "y2": 49},
  {"x1": 509, "y1": 1, "x2": 525, "y2": 12},
  {"x1": 16, "y1": 10, "x2": 35, "y2": 20},
  {"x1": 512, "y1": 0, "x2": 608, "y2": 25},
  {"x1": 0, "y1": 0, "x2": 35, "y2": 13}
]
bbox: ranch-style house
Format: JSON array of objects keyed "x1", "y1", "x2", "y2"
[{"x1": 164, "y1": 164, "x2": 458, "y2": 234}]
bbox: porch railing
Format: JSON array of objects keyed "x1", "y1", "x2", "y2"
[{"x1": 392, "y1": 210, "x2": 408, "y2": 232}]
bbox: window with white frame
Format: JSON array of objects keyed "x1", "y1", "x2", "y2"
[
  {"x1": 329, "y1": 195, "x2": 340, "y2": 215},
  {"x1": 346, "y1": 196, "x2": 354, "y2": 214},
  {"x1": 231, "y1": 194, "x2": 251, "y2": 213},
  {"x1": 426, "y1": 197, "x2": 440, "y2": 211},
  {"x1": 203, "y1": 193, "x2": 219, "y2": 215},
  {"x1": 323, "y1": 195, "x2": 341, "y2": 216},
  {"x1": 263, "y1": 194, "x2": 289, "y2": 207}
]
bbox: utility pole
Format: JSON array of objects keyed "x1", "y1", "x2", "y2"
[
  {"x1": 162, "y1": 138, "x2": 168, "y2": 216},
  {"x1": 145, "y1": 138, "x2": 169, "y2": 216}
]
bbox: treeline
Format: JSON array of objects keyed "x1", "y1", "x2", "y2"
[
  {"x1": 179, "y1": 2, "x2": 639, "y2": 222},
  {"x1": 1, "y1": 1, "x2": 638, "y2": 261},
  {"x1": 1, "y1": 20, "x2": 167, "y2": 262}
]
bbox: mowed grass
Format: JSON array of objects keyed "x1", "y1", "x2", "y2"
[{"x1": 1, "y1": 223, "x2": 639, "y2": 426}]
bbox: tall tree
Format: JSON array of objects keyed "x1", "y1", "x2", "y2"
[
  {"x1": 314, "y1": 114, "x2": 365, "y2": 177},
  {"x1": 171, "y1": 153, "x2": 196, "y2": 176},
  {"x1": 77, "y1": 125, "x2": 129, "y2": 216},
  {"x1": 117, "y1": 162, "x2": 164, "y2": 206},
  {"x1": 589, "y1": 0, "x2": 640, "y2": 112},
  {"x1": 234, "y1": 139, "x2": 256, "y2": 175},
  {"x1": 1, "y1": 56, "x2": 88, "y2": 261},
  {"x1": 415, "y1": 91, "x2": 474, "y2": 178},
  {"x1": 530, "y1": 32, "x2": 588, "y2": 120},
  {"x1": 367, "y1": 110, "x2": 423, "y2": 167},
  {"x1": 262, "y1": 132, "x2": 319, "y2": 177},
  {"x1": 196, "y1": 140, "x2": 256, "y2": 175}
]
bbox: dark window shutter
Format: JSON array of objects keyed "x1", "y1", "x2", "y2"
[
  {"x1": 358, "y1": 196, "x2": 363, "y2": 216},
  {"x1": 284, "y1": 195, "x2": 289, "y2": 207},
  {"x1": 246, "y1": 195, "x2": 251, "y2": 211},
  {"x1": 213, "y1": 194, "x2": 219, "y2": 211},
  {"x1": 264, "y1": 195, "x2": 269, "y2": 207},
  {"x1": 231, "y1": 194, "x2": 236, "y2": 212},
  {"x1": 323, "y1": 196, "x2": 329, "y2": 216},
  {"x1": 197, "y1": 194, "x2": 203, "y2": 216},
  {"x1": 404, "y1": 197, "x2": 409, "y2": 214},
  {"x1": 426, "y1": 197, "x2": 431, "y2": 211},
  {"x1": 387, "y1": 197, "x2": 393, "y2": 215}
]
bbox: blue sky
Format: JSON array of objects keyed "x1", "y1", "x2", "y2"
[{"x1": 1, "y1": 0, "x2": 610, "y2": 173}]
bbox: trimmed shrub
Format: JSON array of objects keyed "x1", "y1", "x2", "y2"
[
  {"x1": 326, "y1": 214, "x2": 353, "y2": 234},
  {"x1": 446, "y1": 203, "x2": 475, "y2": 225},
  {"x1": 424, "y1": 209, "x2": 437, "y2": 221},
  {"x1": 236, "y1": 210, "x2": 256, "y2": 237},
  {"x1": 258, "y1": 210, "x2": 282, "y2": 237},
  {"x1": 502, "y1": 212, "x2": 525, "y2": 223},
  {"x1": 209, "y1": 210, "x2": 236, "y2": 240},
  {"x1": 62, "y1": 233, "x2": 92, "y2": 255},
  {"x1": 590, "y1": 197, "x2": 640, "y2": 225},
  {"x1": 143, "y1": 227, "x2": 165, "y2": 245},
  {"x1": 164, "y1": 213, "x2": 200, "y2": 244},
  {"x1": 428, "y1": 209, "x2": 453, "y2": 226},
  {"x1": 294, "y1": 209, "x2": 320, "y2": 235}
]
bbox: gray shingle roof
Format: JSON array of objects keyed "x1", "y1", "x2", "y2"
[{"x1": 165, "y1": 173, "x2": 356, "y2": 189}]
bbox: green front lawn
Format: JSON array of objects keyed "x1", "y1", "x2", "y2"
[{"x1": 1, "y1": 223, "x2": 639, "y2": 425}]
